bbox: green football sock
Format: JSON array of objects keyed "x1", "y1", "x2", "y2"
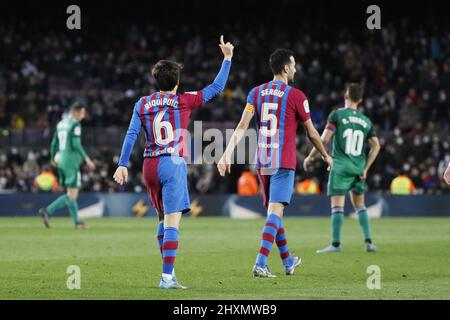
[
  {"x1": 331, "y1": 207, "x2": 344, "y2": 246},
  {"x1": 46, "y1": 195, "x2": 69, "y2": 215},
  {"x1": 67, "y1": 199, "x2": 81, "y2": 225},
  {"x1": 356, "y1": 207, "x2": 372, "y2": 242}
]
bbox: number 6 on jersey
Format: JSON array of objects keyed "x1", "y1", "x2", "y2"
[{"x1": 153, "y1": 110, "x2": 174, "y2": 146}]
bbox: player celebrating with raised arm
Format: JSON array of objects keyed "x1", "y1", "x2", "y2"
[
  {"x1": 113, "y1": 36, "x2": 234, "y2": 290},
  {"x1": 217, "y1": 49, "x2": 332, "y2": 278},
  {"x1": 304, "y1": 83, "x2": 381, "y2": 253},
  {"x1": 39, "y1": 102, "x2": 96, "y2": 229}
]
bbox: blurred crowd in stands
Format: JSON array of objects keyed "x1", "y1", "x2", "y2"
[{"x1": 0, "y1": 16, "x2": 449, "y2": 194}]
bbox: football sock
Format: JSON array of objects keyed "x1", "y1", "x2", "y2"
[
  {"x1": 67, "y1": 199, "x2": 81, "y2": 225},
  {"x1": 158, "y1": 222, "x2": 176, "y2": 277},
  {"x1": 275, "y1": 220, "x2": 294, "y2": 267},
  {"x1": 255, "y1": 214, "x2": 281, "y2": 268},
  {"x1": 157, "y1": 222, "x2": 164, "y2": 256},
  {"x1": 46, "y1": 195, "x2": 69, "y2": 215},
  {"x1": 356, "y1": 206, "x2": 372, "y2": 243},
  {"x1": 162, "y1": 227, "x2": 179, "y2": 278},
  {"x1": 331, "y1": 207, "x2": 344, "y2": 247}
]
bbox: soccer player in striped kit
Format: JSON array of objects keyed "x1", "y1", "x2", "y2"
[
  {"x1": 114, "y1": 36, "x2": 234, "y2": 289},
  {"x1": 218, "y1": 49, "x2": 333, "y2": 277}
]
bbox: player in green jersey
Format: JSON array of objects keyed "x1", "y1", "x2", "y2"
[
  {"x1": 39, "y1": 102, "x2": 96, "y2": 229},
  {"x1": 304, "y1": 83, "x2": 381, "y2": 253}
]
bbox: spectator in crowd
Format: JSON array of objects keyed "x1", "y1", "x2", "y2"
[
  {"x1": 295, "y1": 177, "x2": 321, "y2": 195},
  {"x1": 390, "y1": 172, "x2": 416, "y2": 195},
  {"x1": 0, "y1": 17, "x2": 449, "y2": 194},
  {"x1": 444, "y1": 162, "x2": 450, "y2": 185},
  {"x1": 237, "y1": 171, "x2": 259, "y2": 196},
  {"x1": 34, "y1": 167, "x2": 58, "y2": 192}
]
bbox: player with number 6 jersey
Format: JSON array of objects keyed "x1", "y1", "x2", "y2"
[
  {"x1": 304, "y1": 83, "x2": 381, "y2": 254},
  {"x1": 218, "y1": 49, "x2": 332, "y2": 278},
  {"x1": 114, "y1": 35, "x2": 234, "y2": 290}
]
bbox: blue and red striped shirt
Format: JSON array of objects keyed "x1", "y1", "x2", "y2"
[{"x1": 118, "y1": 60, "x2": 231, "y2": 166}]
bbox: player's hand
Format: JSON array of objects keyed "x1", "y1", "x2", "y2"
[
  {"x1": 50, "y1": 160, "x2": 58, "y2": 168},
  {"x1": 217, "y1": 156, "x2": 231, "y2": 177},
  {"x1": 360, "y1": 169, "x2": 368, "y2": 181},
  {"x1": 113, "y1": 166, "x2": 128, "y2": 185},
  {"x1": 85, "y1": 158, "x2": 96, "y2": 170},
  {"x1": 303, "y1": 156, "x2": 313, "y2": 171},
  {"x1": 444, "y1": 166, "x2": 450, "y2": 185},
  {"x1": 219, "y1": 35, "x2": 234, "y2": 61},
  {"x1": 322, "y1": 154, "x2": 333, "y2": 171}
]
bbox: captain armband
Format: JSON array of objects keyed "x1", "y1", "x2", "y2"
[{"x1": 244, "y1": 103, "x2": 255, "y2": 113}]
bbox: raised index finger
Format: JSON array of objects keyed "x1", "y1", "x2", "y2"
[{"x1": 220, "y1": 35, "x2": 225, "y2": 45}]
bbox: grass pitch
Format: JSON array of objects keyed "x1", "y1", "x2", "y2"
[{"x1": 0, "y1": 216, "x2": 449, "y2": 299}]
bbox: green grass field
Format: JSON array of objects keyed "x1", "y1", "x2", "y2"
[{"x1": 1, "y1": 216, "x2": 449, "y2": 299}]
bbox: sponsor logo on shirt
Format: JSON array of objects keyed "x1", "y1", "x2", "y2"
[
  {"x1": 258, "y1": 142, "x2": 280, "y2": 149},
  {"x1": 147, "y1": 147, "x2": 176, "y2": 157}
]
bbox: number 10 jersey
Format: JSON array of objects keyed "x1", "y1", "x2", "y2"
[{"x1": 326, "y1": 107, "x2": 377, "y2": 176}]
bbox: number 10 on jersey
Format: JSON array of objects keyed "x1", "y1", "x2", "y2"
[{"x1": 343, "y1": 128, "x2": 364, "y2": 156}]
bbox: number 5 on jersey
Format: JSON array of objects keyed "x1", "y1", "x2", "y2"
[{"x1": 261, "y1": 102, "x2": 278, "y2": 137}]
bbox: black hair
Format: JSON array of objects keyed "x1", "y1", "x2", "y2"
[
  {"x1": 269, "y1": 48, "x2": 294, "y2": 75},
  {"x1": 151, "y1": 60, "x2": 183, "y2": 91}
]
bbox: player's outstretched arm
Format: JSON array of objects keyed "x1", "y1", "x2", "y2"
[
  {"x1": 114, "y1": 101, "x2": 142, "y2": 185},
  {"x1": 217, "y1": 109, "x2": 254, "y2": 176},
  {"x1": 302, "y1": 120, "x2": 333, "y2": 170},
  {"x1": 201, "y1": 35, "x2": 234, "y2": 104},
  {"x1": 360, "y1": 136, "x2": 381, "y2": 180}
]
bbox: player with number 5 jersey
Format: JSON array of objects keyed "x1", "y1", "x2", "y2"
[
  {"x1": 218, "y1": 49, "x2": 332, "y2": 278},
  {"x1": 304, "y1": 83, "x2": 381, "y2": 254},
  {"x1": 114, "y1": 35, "x2": 234, "y2": 290}
]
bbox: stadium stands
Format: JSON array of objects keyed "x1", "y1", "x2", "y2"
[{"x1": 0, "y1": 4, "x2": 449, "y2": 194}]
